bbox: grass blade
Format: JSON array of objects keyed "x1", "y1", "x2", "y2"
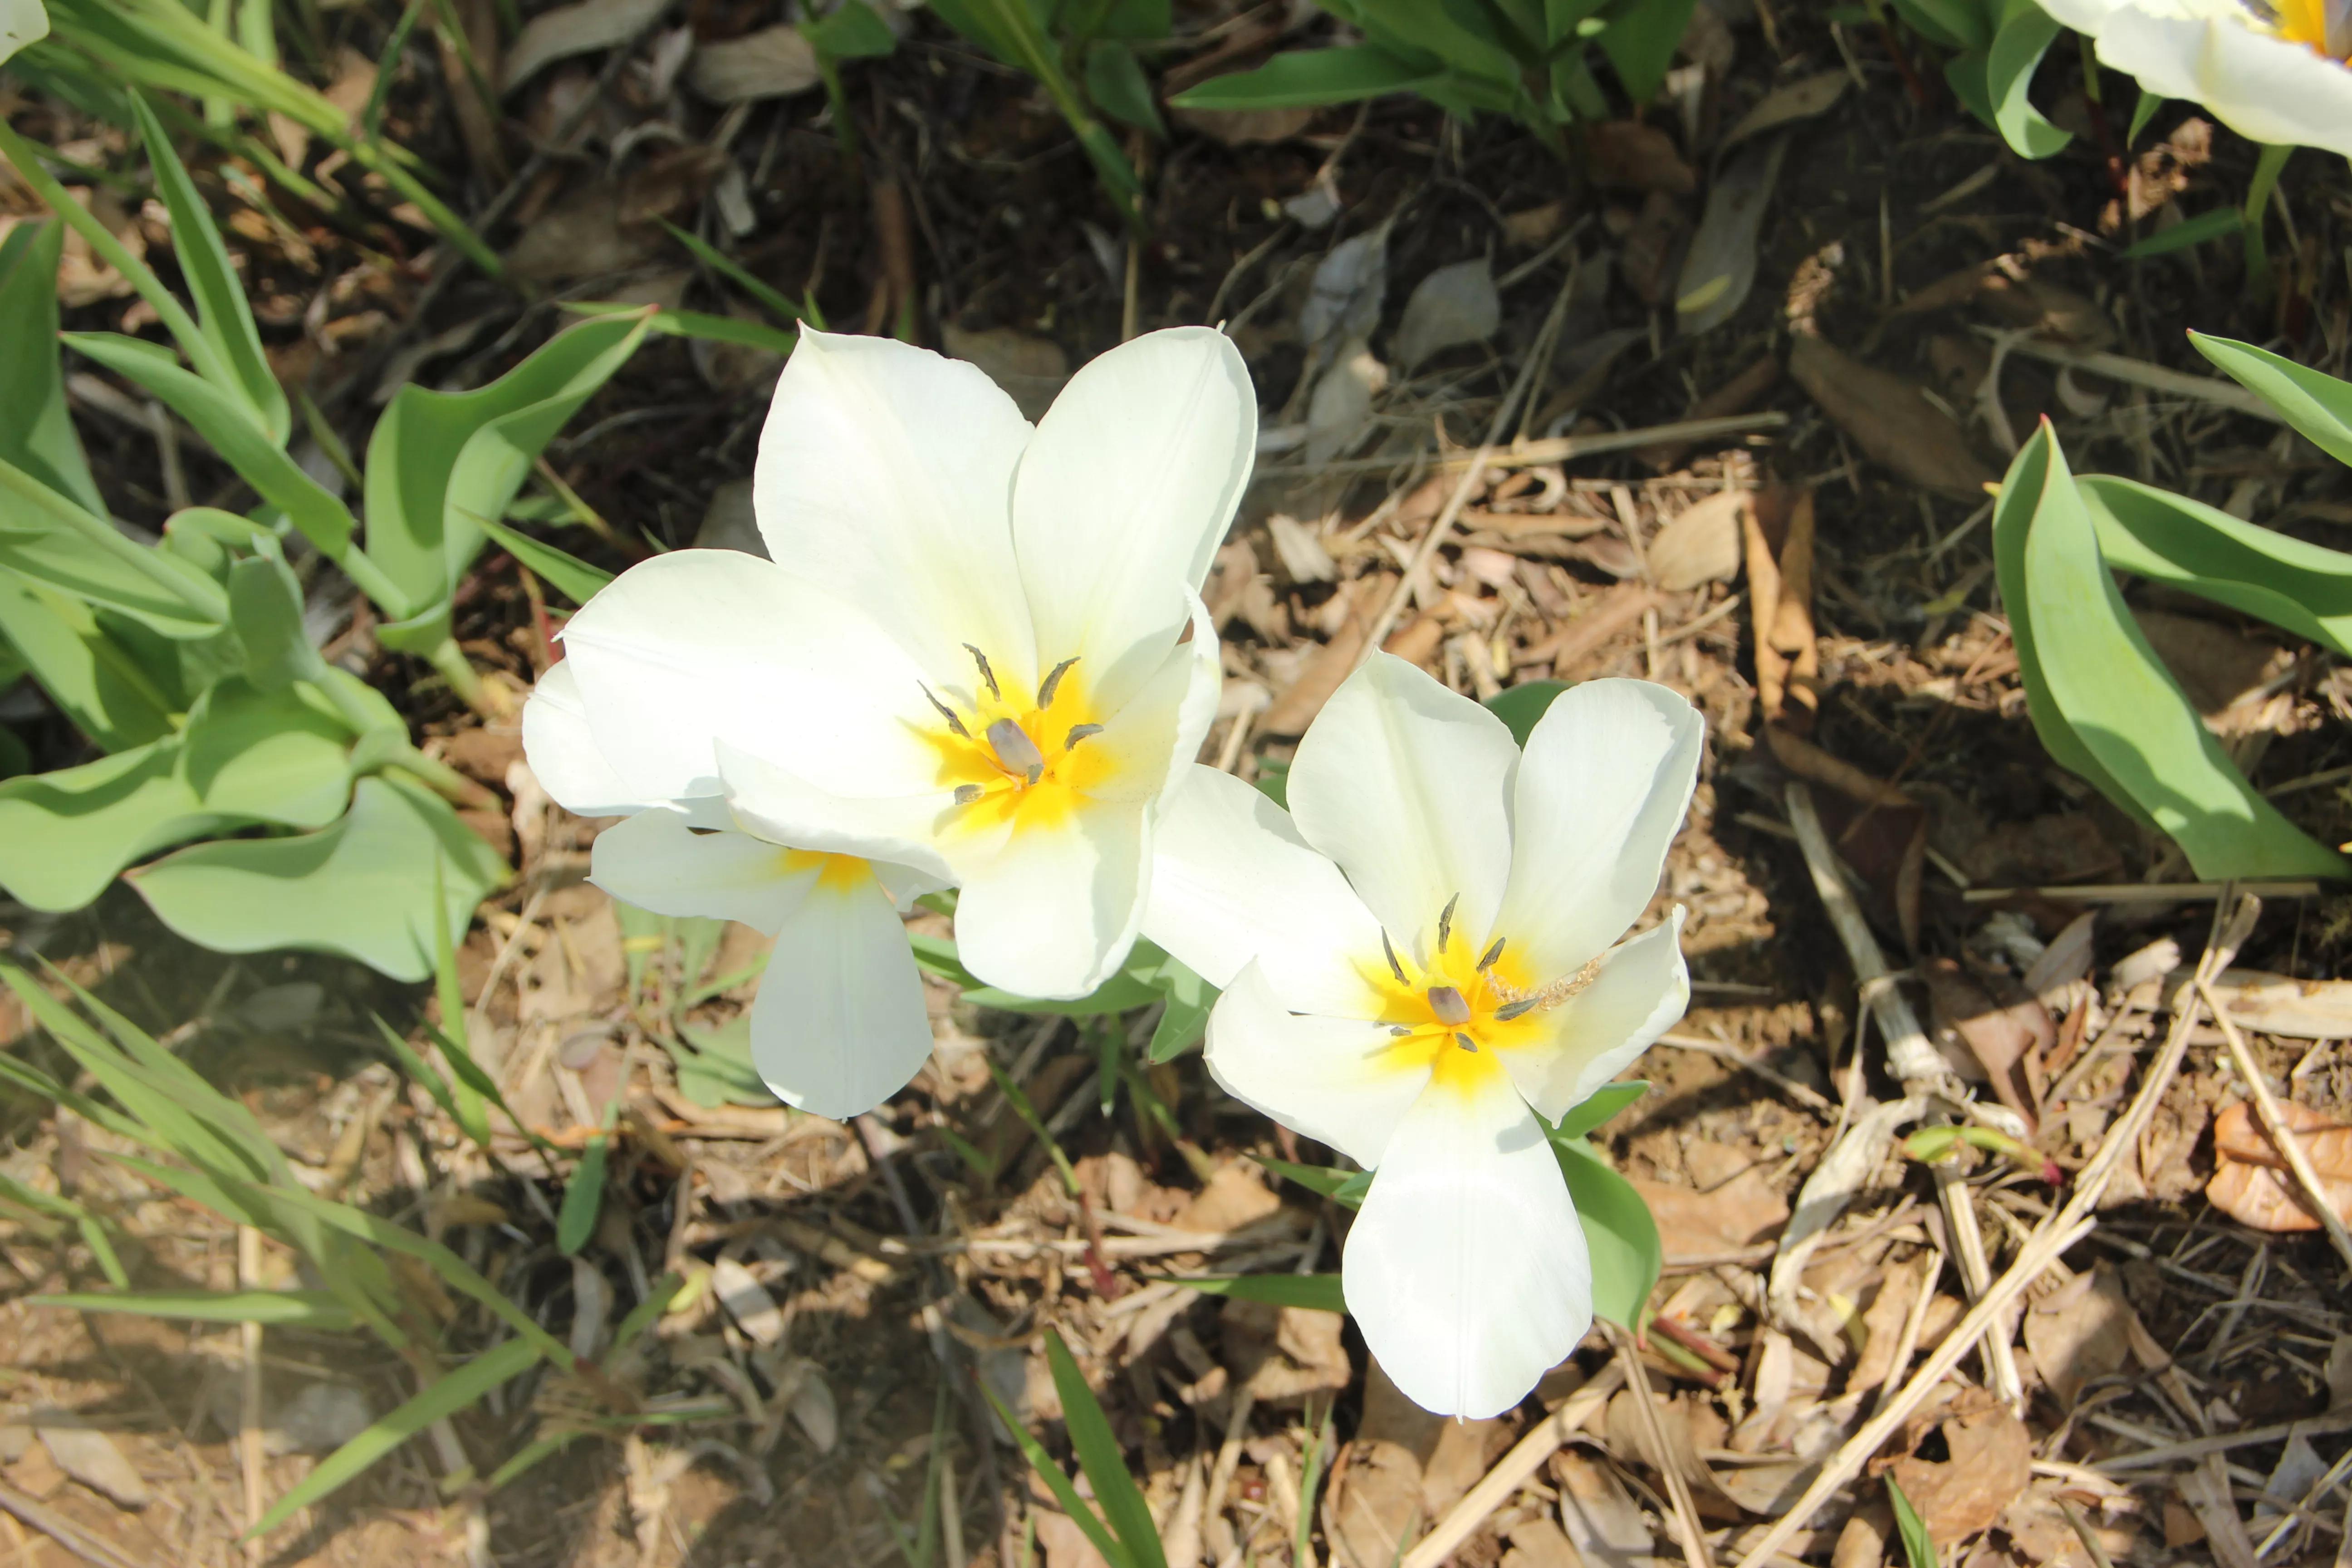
[
  {"x1": 34, "y1": 1289, "x2": 359, "y2": 1329},
  {"x1": 1045, "y1": 1330, "x2": 1164, "y2": 1568},
  {"x1": 977, "y1": 1377, "x2": 1127, "y2": 1568},
  {"x1": 557, "y1": 1131, "x2": 608, "y2": 1256},
  {"x1": 1166, "y1": 1275, "x2": 1344, "y2": 1312}
]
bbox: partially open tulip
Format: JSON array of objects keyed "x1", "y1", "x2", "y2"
[
  {"x1": 522, "y1": 660, "x2": 939, "y2": 1120},
  {"x1": 2039, "y1": 0, "x2": 2352, "y2": 156},
  {"x1": 554, "y1": 325, "x2": 1255, "y2": 1000},
  {"x1": 1143, "y1": 656, "x2": 1701, "y2": 1417}
]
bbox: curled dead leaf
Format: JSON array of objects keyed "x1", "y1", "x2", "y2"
[
  {"x1": 1787, "y1": 334, "x2": 1997, "y2": 496},
  {"x1": 2208, "y1": 1100, "x2": 2352, "y2": 1233}
]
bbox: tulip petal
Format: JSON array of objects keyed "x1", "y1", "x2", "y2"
[
  {"x1": 2034, "y1": 0, "x2": 2122, "y2": 31},
  {"x1": 1286, "y1": 654, "x2": 1518, "y2": 963},
  {"x1": 560, "y1": 550, "x2": 941, "y2": 803},
  {"x1": 520, "y1": 659, "x2": 643, "y2": 817},
  {"x1": 1202, "y1": 961, "x2": 1431, "y2": 1169},
  {"x1": 1144, "y1": 766, "x2": 1387, "y2": 1018},
  {"x1": 1344, "y1": 1063, "x2": 1592, "y2": 1419},
  {"x1": 588, "y1": 808, "x2": 813, "y2": 935},
  {"x1": 1496, "y1": 678, "x2": 1702, "y2": 977},
  {"x1": 749, "y1": 867, "x2": 937, "y2": 1120},
  {"x1": 1077, "y1": 599, "x2": 1219, "y2": 805},
  {"x1": 1013, "y1": 328, "x2": 1257, "y2": 710},
  {"x1": 755, "y1": 328, "x2": 1039, "y2": 682},
  {"x1": 1496, "y1": 910, "x2": 1689, "y2": 1125},
  {"x1": 2096, "y1": 9, "x2": 2352, "y2": 158},
  {"x1": 951, "y1": 796, "x2": 1149, "y2": 1000},
  {"x1": 718, "y1": 743, "x2": 958, "y2": 886}
]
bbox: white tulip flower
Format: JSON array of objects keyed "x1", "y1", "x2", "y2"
[
  {"x1": 1143, "y1": 656, "x2": 1701, "y2": 1418},
  {"x1": 522, "y1": 660, "x2": 941, "y2": 1120},
  {"x1": 0, "y1": 0, "x2": 46, "y2": 65},
  {"x1": 2039, "y1": 0, "x2": 2352, "y2": 156},
  {"x1": 554, "y1": 325, "x2": 1256, "y2": 1000}
]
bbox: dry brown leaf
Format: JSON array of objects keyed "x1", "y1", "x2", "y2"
[
  {"x1": 2177, "y1": 1457, "x2": 2260, "y2": 1568},
  {"x1": 34, "y1": 1419, "x2": 147, "y2": 1510},
  {"x1": 2133, "y1": 609, "x2": 2287, "y2": 723},
  {"x1": 1589, "y1": 121, "x2": 1696, "y2": 193},
  {"x1": 503, "y1": 0, "x2": 663, "y2": 91},
  {"x1": 1618, "y1": 191, "x2": 1689, "y2": 306},
  {"x1": 2161, "y1": 969, "x2": 2352, "y2": 1040},
  {"x1": 1036, "y1": 1509, "x2": 1112, "y2": 1568},
  {"x1": 1922, "y1": 957, "x2": 2051, "y2": 1131},
  {"x1": 2022, "y1": 1267, "x2": 2136, "y2": 1406},
  {"x1": 1649, "y1": 489, "x2": 1747, "y2": 591},
  {"x1": 1552, "y1": 1451, "x2": 1655, "y2": 1567},
  {"x1": 687, "y1": 24, "x2": 821, "y2": 102},
  {"x1": 1168, "y1": 105, "x2": 1317, "y2": 146},
  {"x1": 1882, "y1": 1392, "x2": 2031, "y2": 1547},
  {"x1": 1787, "y1": 334, "x2": 1997, "y2": 495},
  {"x1": 2207, "y1": 1100, "x2": 2352, "y2": 1233},
  {"x1": 1499, "y1": 1517, "x2": 1580, "y2": 1568},
  {"x1": 1721, "y1": 71, "x2": 1848, "y2": 152},
  {"x1": 1179, "y1": 1161, "x2": 1281, "y2": 1231},
  {"x1": 1745, "y1": 486, "x2": 1818, "y2": 728},
  {"x1": 1326, "y1": 1440, "x2": 1424, "y2": 1568},
  {"x1": 1629, "y1": 1166, "x2": 1788, "y2": 1259}
]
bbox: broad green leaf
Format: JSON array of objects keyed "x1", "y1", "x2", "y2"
[
  {"x1": 672, "y1": 1017, "x2": 773, "y2": 1107},
  {"x1": 63, "y1": 332, "x2": 357, "y2": 558},
  {"x1": 1254, "y1": 1155, "x2": 1372, "y2": 1209},
  {"x1": 128, "y1": 773, "x2": 508, "y2": 980},
  {"x1": 363, "y1": 312, "x2": 648, "y2": 621},
  {"x1": 803, "y1": 0, "x2": 895, "y2": 59},
  {"x1": 33, "y1": 1289, "x2": 358, "y2": 1328},
  {"x1": 1599, "y1": 0, "x2": 1695, "y2": 103},
  {"x1": 1171, "y1": 1274, "x2": 1344, "y2": 1312},
  {"x1": 1551, "y1": 1134, "x2": 1658, "y2": 1329},
  {"x1": 2078, "y1": 475, "x2": 2352, "y2": 657},
  {"x1": 1552, "y1": 1079, "x2": 1646, "y2": 1140},
  {"x1": 473, "y1": 514, "x2": 612, "y2": 605},
  {"x1": 908, "y1": 932, "x2": 1161, "y2": 1015},
  {"x1": 1171, "y1": 44, "x2": 1442, "y2": 110},
  {"x1": 1095, "y1": 0, "x2": 1169, "y2": 38},
  {"x1": 1046, "y1": 1329, "x2": 1166, "y2": 1568},
  {"x1": 1887, "y1": 1476, "x2": 1938, "y2": 1568},
  {"x1": 179, "y1": 675, "x2": 355, "y2": 826},
  {"x1": 0, "y1": 724, "x2": 24, "y2": 781},
  {"x1": 557, "y1": 1132, "x2": 608, "y2": 1255},
  {"x1": 1483, "y1": 679, "x2": 1567, "y2": 746},
  {"x1": 0, "y1": 456, "x2": 229, "y2": 636},
  {"x1": 2190, "y1": 331, "x2": 2352, "y2": 467},
  {"x1": 0, "y1": 220, "x2": 103, "y2": 516},
  {"x1": 1085, "y1": 40, "x2": 1163, "y2": 135},
  {"x1": 2119, "y1": 206, "x2": 2241, "y2": 259},
  {"x1": 0, "y1": 741, "x2": 206, "y2": 911},
  {"x1": 1885, "y1": 0, "x2": 1986, "y2": 49},
  {"x1": 1943, "y1": 48, "x2": 1999, "y2": 137},
  {"x1": 0, "y1": 572, "x2": 177, "y2": 750},
  {"x1": 253, "y1": 1333, "x2": 540, "y2": 1535},
  {"x1": 1356, "y1": 0, "x2": 1515, "y2": 85},
  {"x1": 1984, "y1": 3, "x2": 2069, "y2": 157},
  {"x1": 226, "y1": 548, "x2": 325, "y2": 690},
  {"x1": 1994, "y1": 425, "x2": 2346, "y2": 878},
  {"x1": 2128, "y1": 87, "x2": 2163, "y2": 142},
  {"x1": 125, "y1": 91, "x2": 287, "y2": 442},
  {"x1": 1144, "y1": 955, "x2": 1213, "y2": 1063}
]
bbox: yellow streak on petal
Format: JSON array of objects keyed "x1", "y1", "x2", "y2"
[{"x1": 779, "y1": 848, "x2": 872, "y2": 895}]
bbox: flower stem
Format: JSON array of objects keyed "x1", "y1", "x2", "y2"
[{"x1": 424, "y1": 635, "x2": 508, "y2": 720}]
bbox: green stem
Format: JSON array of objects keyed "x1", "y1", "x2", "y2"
[
  {"x1": 381, "y1": 755, "x2": 496, "y2": 811},
  {"x1": 2243, "y1": 142, "x2": 2291, "y2": 302},
  {"x1": 422, "y1": 636, "x2": 500, "y2": 720}
]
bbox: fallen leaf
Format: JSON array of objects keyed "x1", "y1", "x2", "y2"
[
  {"x1": 1503, "y1": 201, "x2": 1566, "y2": 247},
  {"x1": 1500, "y1": 1517, "x2": 1581, "y2": 1568},
  {"x1": 686, "y1": 24, "x2": 820, "y2": 103},
  {"x1": 1648, "y1": 489, "x2": 1747, "y2": 591},
  {"x1": 1265, "y1": 513, "x2": 1337, "y2": 584},
  {"x1": 2163, "y1": 969, "x2": 2352, "y2": 1040},
  {"x1": 1392, "y1": 258, "x2": 1500, "y2": 370},
  {"x1": 1590, "y1": 121, "x2": 1695, "y2": 194},
  {"x1": 1787, "y1": 334, "x2": 1997, "y2": 495},
  {"x1": 1676, "y1": 136, "x2": 1787, "y2": 336},
  {"x1": 1327, "y1": 1439, "x2": 1425, "y2": 1568},
  {"x1": 1305, "y1": 339, "x2": 1387, "y2": 466},
  {"x1": 1746, "y1": 486, "x2": 1819, "y2": 728},
  {"x1": 1883, "y1": 1392, "x2": 2031, "y2": 1547},
  {"x1": 2208, "y1": 1099, "x2": 2352, "y2": 1233},
  {"x1": 1300, "y1": 220, "x2": 1392, "y2": 360},
  {"x1": 34, "y1": 1419, "x2": 147, "y2": 1509},
  {"x1": 1922, "y1": 957, "x2": 2051, "y2": 1131},
  {"x1": 1181, "y1": 1161, "x2": 1282, "y2": 1231},
  {"x1": 1629, "y1": 1166, "x2": 1788, "y2": 1259},
  {"x1": 709, "y1": 1255, "x2": 784, "y2": 1345},
  {"x1": 503, "y1": 0, "x2": 664, "y2": 91},
  {"x1": 1618, "y1": 191, "x2": 1689, "y2": 306},
  {"x1": 2177, "y1": 1457, "x2": 2260, "y2": 1568},
  {"x1": 2022, "y1": 1267, "x2": 2136, "y2": 1406},
  {"x1": 1036, "y1": 1509, "x2": 1112, "y2": 1568},
  {"x1": 1721, "y1": 72, "x2": 1848, "y2": 152},
  {"x1": 2132, "y1": 609, "x2": 2288, "y2": 727},
  {"x1": 1552, "y1": 1451, "x2": 1654, "y2": 1567}
]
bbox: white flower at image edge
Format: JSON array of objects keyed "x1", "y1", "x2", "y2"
[
  {"x1": 523, "y1": 660, "x2": 943, "y2": 1120},
  {"x1": 0, "y1": 0, "x2": 45, "y2": 64},
  {"x1": 2038, "y1": 0, "x2": 2352, "y2": 156},
  {"x1": 1143, "y1": 655, "x2": 1702, "y2": 1418},
  {"x1": 550, "y1": 324, "x2": 1257, "y2": 1006}
]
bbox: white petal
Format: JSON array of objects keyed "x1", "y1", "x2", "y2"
[
  {"x1": 520, "y1": 659, "x2": 643, "y2": 817},
  {"x1": 1075, "y1": 600, "x2": 1218, "y2": 805},
  {"x1": 560, "y1": 550, "x2": 941, "y2": 803},
  {"x1": 2034, "y1": 0, "x2": 2123, "y2": 32},
  {"x1": 1497, "y1": 910, "x2": 1690, "y2": 1125},
  {"x1": 1144, "y1": 766, "x2": 1387, "y2": 1018},
  {"x1": 1202, "y1": 961, "x2": 1430, "y2": 1168},
  {"x1": 588, "y1": 809, "x2": 813, "y2": 936},
  {"x1": 1013, "y1": 328, "x2": 1256, "y2": 710},
  {"x1": 2096, "y1": 10, "x2": 2352, "y2": 158},
  {"x1": 951, "y1": 798, "x2": 1148, "y2": 1000},
  {"x1": 749, "y1": 868, "x2": 936, "y2": 1119},
  {"x1": 0, "y1": 0, "x2": 49, "y2": 65},
  {"x1": 1286, "y1": 653, "x2": 1518, "y2": 962},
  {"x1": 755, "y1": 328, "x2": 1039, "y2": 682},
  {"x1": 1496, "y1": 678, "x2": 1702, "y2": 977},
  {"x1": 1344, "y1": 1064, "x2": 1591, "y2": 1419},
  {"x1": 719, "y1": 743, "x2": 958, "y2": 886}
]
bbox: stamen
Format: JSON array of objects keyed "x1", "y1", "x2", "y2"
[
  {"x1": 1038, "y1": 656, "x2": 1080, "y2": 708},
  {"x1": 953, "y1": 784, "x2": 985, "y2": 806},
  {"x1": 1479, "y1": 936, "x2": 1505, "y2": 971},
  {"x1": 1426, "y1": 985, "x2": 1471, "y2": 1026},
  {"x1": 1065, "y1": 723, "x2": 1104, "y2": 749},
  {"x1": 1454, "y1": 1033, "x2": 1478, "y2": 1052},
  {"x1": 1380, "y1": 931, "x2": 1408, "y2": 985},
  {"x1": 963, "y1": 644, "x2": 1001, "y2": 700},
  {"x1": 1436, "y1": 892, "x2": 1459, "y2": 952},
  {"x1": 1390, "y1": 1026, "x2": 1413, "y2": 1037},
  {"x1": 1493, "y1": 997, "x2": 1539, "y2": 1022},
  {"x1": 985, "y1": 718, "x2": 1046, "y2": 784},
  {"x1": 920, "y1": 683, "x2": 970, "y2": 740}
]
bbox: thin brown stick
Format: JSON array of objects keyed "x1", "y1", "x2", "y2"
[
  {"x1": 237, "y1": 1225, "x2": 264, "y2": 1564},
  {"x1": 1612, "y1": 1328, "x2": 1715, "y2": 1568},
  {"x1": 1728, "y1": 894, "x2": 2261, "y2": 1568},
  {"x1": 1396, "y1": 1362, "x2": 1625, "y2": 1568},
  {"x1": 0, "y1": 1479, "x2": 152, "y2": 1568},
  {"x1": 1656, "y1": 1033, "x2": 1834, "y2": 1113},
  {"x1": 1263, "y1": 412, "x2": 1788, "y2": 480},
  {"x1": 2201, "y1": 973, "x2": 2352, "y2": 1277}
]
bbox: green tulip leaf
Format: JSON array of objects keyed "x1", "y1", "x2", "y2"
[
  {"x1": 227, "y1": 547, "x2": 328, "y2": 690},
  {"x1": 0, "y1": 455, "x2": 228, "y2": 637},
  {"x1": 0, "y1": 219, "x2": 104, "y2": 517},
  {"x1": 1483, "y1": 679, "x2": 1568, "y2": 746},
  {"x1": 1551, "y1": 1133, "x2": 1659, "y2": 1330},
  {"x1": 1600, "y1": 0, "x2": 1696, "y2": 104},
  {"x1": 1171, "y1": 45, "x2": 1444, "y2": 110},
  {"x1": 1984, "y1": 4, "x2": 2070, "y2": 159},
  {"x1": 2078, "y1": 475, "x2": 2352, "y2": 658},
  {"x1": 1171, "y1": 1274, "x2": 1345, "y2": 1312},
  {"x1": 2190, "y1": 331, "x2": 2352, "y2": 468},
  {"x1": 1552, "y1": 1079, "x2": 1647, "y2": 1140},
  {"x1": 0, "y1": 573, "x2": 178, "y2": 751}
]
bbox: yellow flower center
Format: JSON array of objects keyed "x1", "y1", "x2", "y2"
[
  {"x1": 919, "y1": 647, "x2": 1111, "y2": 836},
  {"x1": 1357, "y1": 898, "x2": 1598, "y2": 1093},
  {"x1": 778, "y1": 848, "x2": 871, "y2": 895}
]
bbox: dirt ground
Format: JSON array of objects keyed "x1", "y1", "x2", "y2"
[{"x1": 7, "y1": 1, "x2": 2352, "y2": 1565}]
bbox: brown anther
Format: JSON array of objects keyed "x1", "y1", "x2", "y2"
[
  {"x1": 1479, "y1": 936, "x2": 1505, "y2": 971},
  {"x1": 1065, "y1": 723, "x2": 1103, "y2": 748},
  {"x1": 963, "y1": 644, "x2": 1001, "y2": 700},
  {"x1": 1436, "y1": 892, "x2": 1460, "y2": 952},
  {"x1": 1493, "y1": 997, "x2": 1539, "y2": 1022},
  {"x1": 1454, "y1": 1033, "x2": 1478, "y2": 1052},
  {"x1": 1038, "y1": 656, "x2": 1080, "y2": 708},
  {"x1": 921, "y1": 683, "x2": 970, "y2": 740},
  {"x1": 986, "y1": 718, "x2": 1046, "y2": 781},
  {"x1": 953, "y1": 784, "x2": 985, "y2": 806},
  {"x1": 1427, "y1": 985, "x2": 1472, "y2": 1027},
  {"x1": 1390, "y1": 1025, "x2": 1413, "y2": 1037},
  {"x1": 1381, "y1": 930, "x2": 1408, "y2": 985}
]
